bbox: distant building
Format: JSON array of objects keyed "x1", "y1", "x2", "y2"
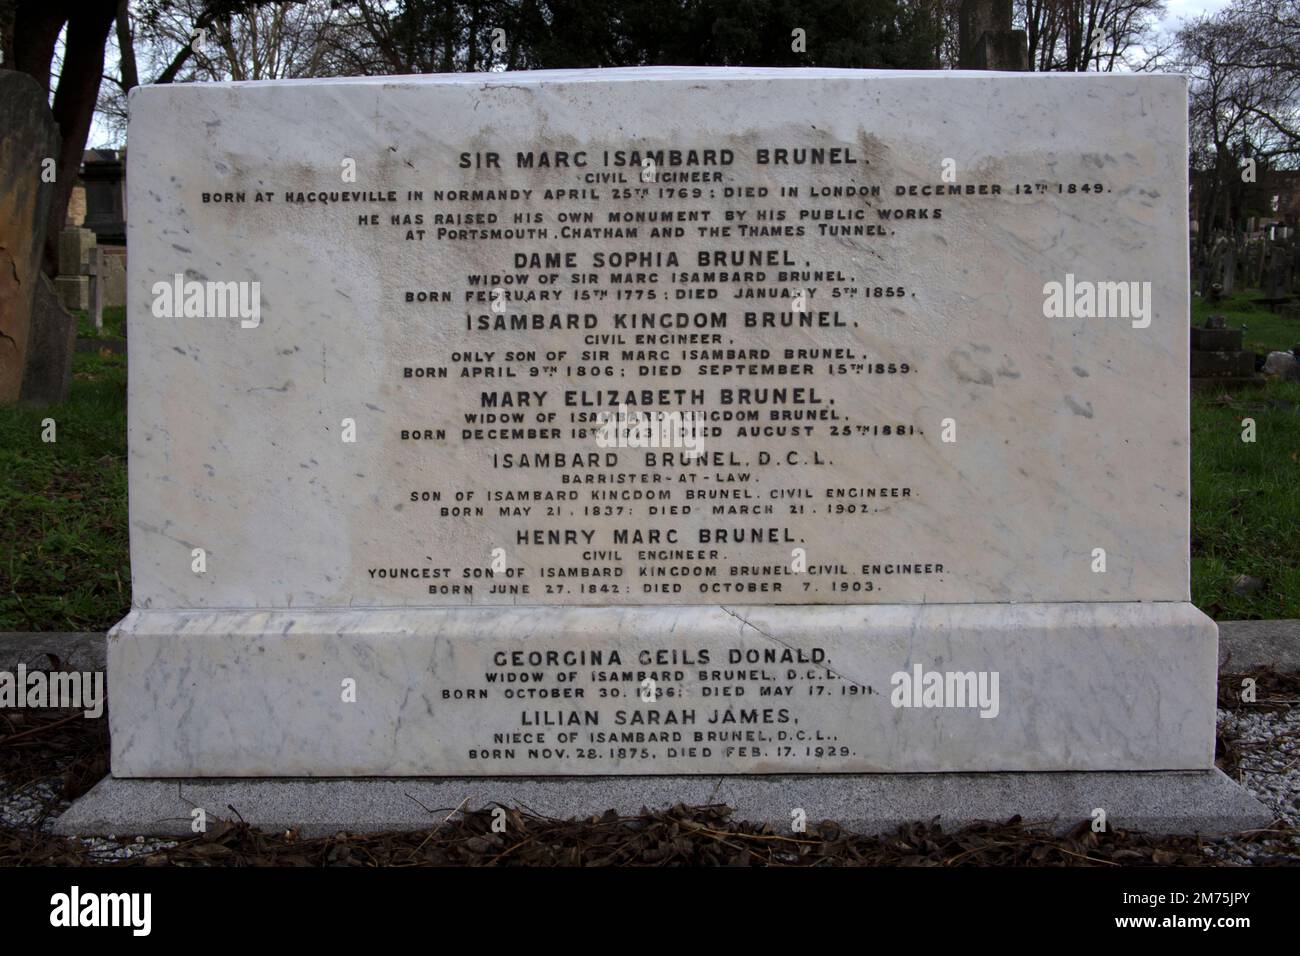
[{"x1": 80, "y1": 149, "x2": 126, "y2": 246}]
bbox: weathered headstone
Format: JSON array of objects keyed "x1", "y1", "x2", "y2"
[
  {"x1": 58, "y1": 69, "x2": 1262, "y2": 838},
  {"x1": 19, "y1": 273, "x2": 77, "y2": 405},
  {"x1": 99, "y1": 251, "x2": 127, "y2": 309},
  {"x1": 53, "y1": 276, "x2": 89, "y2": 312},
  {"x1": 1206, "y1": 238, "x2": 1226, "y2": 299},
  {"x1": 65, "y1": 184, "x2": 88, "y2": 228},
  {"x1": 56, "y1": 226, "x2": 97, "y2": 318},
  {"x1": 1192, "y1": 240, "x2": 1207, "y2": 296},
  {"x1": 86, "y1": 247, "x2": 105, "y2": 329},
  {"x1": 59, "y1": 226, "x2": 96, "y2": 276},
  {"x1": 1262, "y1": 349, "x2": 1300, "y2": 381},
  {"x1": 0, "y1": 70, "x2": 60, "y2": 404},
  {"x1": 1242, "y1": 240, "x2": 1258, "y2": 289}
]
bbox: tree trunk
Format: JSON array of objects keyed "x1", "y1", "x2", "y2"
[
  {"x1": 115, "y1": 0, "x2": 138, "y2": 91},
  {"x1": 43, "y1": 1, "x2": 117, "y2": 275},
  {"x1": 13, "y1": 0, "x2": 69, "y2": 91},
  {"x1": 0, "y1": 0, "x2": 17, "y2": 70}
]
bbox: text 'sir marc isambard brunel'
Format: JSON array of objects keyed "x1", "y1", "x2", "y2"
[{"x1": 197, "y1": 142, "x2": 1111, "y2": 610}]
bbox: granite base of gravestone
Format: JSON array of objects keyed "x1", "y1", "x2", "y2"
[{"x1": 55, "y1": 768, "x2": 1269, "y2": 840}]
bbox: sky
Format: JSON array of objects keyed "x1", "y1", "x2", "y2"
[{"x1": 1161, "y1": 0, "x2": 1234, "y2": 22}]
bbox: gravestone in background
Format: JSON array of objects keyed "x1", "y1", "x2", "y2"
[
  {"x1": 19, "y1": 274, "x2": 77, "y2": 405},
  {"x1": 55, "y1": 227, "x2": 95, "y2": 314},
  {"x1": 0, "y1": 70, "x2": 60, "y2": 404},
  {"x1": 108, "y1": 68, "x2": 1217, "y2": 780}
]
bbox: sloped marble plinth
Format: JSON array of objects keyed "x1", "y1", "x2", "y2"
[
  {"x1": 108, "y1": 602, "x2": 1217, "y2": 776},
  {"x1": 57, "y1": 770, "x2": 1268, "y2": 839}
]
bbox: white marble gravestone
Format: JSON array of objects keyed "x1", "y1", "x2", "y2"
[{"x1": 111, "y1": 68, "x2": 1215, "y2": 777}]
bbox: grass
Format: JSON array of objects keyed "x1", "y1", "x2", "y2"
[
  {"x1": 0, "y1": 346, "x2": 129, "y2": 631},
  {"x1": 0, "y1": 295, "x2": 1295, "y2": 629},
  {"x1": 1192, "y1": 380, "x2": 1300, "y2": 618},
  {"x1": 1189, "y1": 290, "x2": 1300, "y2": 619},
  {"x1": 73, "y1": 304, "x2": 126, "y2": 340}
]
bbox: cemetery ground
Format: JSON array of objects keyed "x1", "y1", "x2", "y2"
[
  {"x1": 0, "y1": 309, "x2": 127, "y2": 634},
  {"x1": 0, "y1": 665, "x2": 1296, "y2": 866},
  {"x1": 1190, "y1": 291, "x2": 1300, "y2": 621},
  {"x1": 0, "y1": 298, "x2": 1297, "y2": 866}
]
